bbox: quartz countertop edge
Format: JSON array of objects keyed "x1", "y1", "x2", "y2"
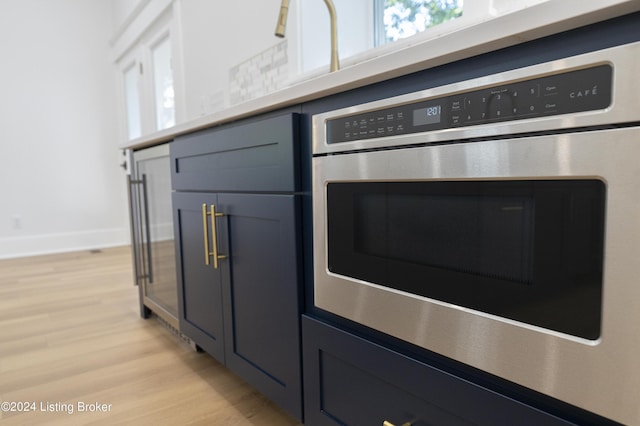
[{"x1": 120, "y1": 0, "x2": 638, "y2": 151}]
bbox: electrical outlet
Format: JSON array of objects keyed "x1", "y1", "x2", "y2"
[{"x1": 12, "y1": 215, "x2": 21, "y2": 230}]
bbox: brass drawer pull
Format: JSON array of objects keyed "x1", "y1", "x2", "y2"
[
  {"x1": 202, "y1": 203, "x2": 227, "y2": 268},
  {"x1": 202, "y1": 204, "x2": 210, "y2": 265},
  {"x1": 383, "y1": 421, "x2": 412, "y2": 426}
]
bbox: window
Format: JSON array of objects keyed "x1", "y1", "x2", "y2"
[
  {"x1": 374, "y1": 0, "x2": 463, "y2": 46},
  {"x1": 151, "y1": 35, "x2": 175, "y2": 131},
  {"x1": 123, "y1": 62, "x2": 142, "y2": 140},
  {"x1": 118, "y1": 33, "x2": 174, "y2": 141},
  {"x1": 296, "y1": 0, "x2": 465, "y2": 76},
  {"x1": 113, "y1": 3, "x2": 181, "y2": 142}
]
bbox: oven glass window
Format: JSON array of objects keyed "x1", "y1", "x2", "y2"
[
  {"x1": 327, "y1": 180, "x2": 605, "y2": 340},
  {"x1": 354, "y1": 193, "x2": 534, "y2": 285}
]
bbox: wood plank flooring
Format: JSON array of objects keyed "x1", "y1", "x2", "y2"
[{"x1": 0, "y1": 246, "x2": 301, "y2": 425}]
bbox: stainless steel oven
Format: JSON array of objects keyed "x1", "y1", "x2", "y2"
[{"x1": 312, "y1": 41, "x2": 640, "y2": 425}]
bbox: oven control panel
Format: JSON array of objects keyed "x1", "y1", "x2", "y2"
[{"x1": 326, "y1": 65, "x2": 612, "y2": 144}]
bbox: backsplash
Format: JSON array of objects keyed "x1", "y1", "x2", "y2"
[{"x1": 229, "y1": 40, "x2": 289, "y2": 105}]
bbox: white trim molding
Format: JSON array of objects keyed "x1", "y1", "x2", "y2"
[
  {"x1": 0, "y1": 228, "x2": 130, "y2": 260},
  {"x1": 110, "y1": 0, "x2": 173, "y2": 62}
]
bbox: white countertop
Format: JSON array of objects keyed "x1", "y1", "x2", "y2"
[{"x1": 121, "y1": 0, "x2": 639, "y2": 151}]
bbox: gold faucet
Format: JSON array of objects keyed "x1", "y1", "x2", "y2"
[{"x1": 275, "y1": 0, "x2": 340, "y2": 72}]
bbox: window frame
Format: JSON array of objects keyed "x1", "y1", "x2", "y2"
[{"x1": 112, "y1": 0, "x2": 184, "y2": 143}]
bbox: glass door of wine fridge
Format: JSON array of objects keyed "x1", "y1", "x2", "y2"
[{"x1": 128, "y1": 144, "x2": 178, "y2": 328}]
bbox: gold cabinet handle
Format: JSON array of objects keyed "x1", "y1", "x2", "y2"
[
  {"x1": 209, "y1": 204, "x2": 226, "y2": 269},
  {"x1": 202, "y1": 203, "x2": 227, "y2": 268},
  {"x1": 383, "y1": 421, "x2": 412, "y2": 426},
  {"x1": 202, "y1": 204, "x2": 210, "y2": 265}
]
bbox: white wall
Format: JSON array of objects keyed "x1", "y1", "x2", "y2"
[
  {"x1": 178, "y1": 0, "x2": 286, "y2": 119},
  {"x1": 298, "y1": 0, "x2": 374, "y2": 75},
  {"x1": 112, "y1": 0, "x2": 146, "y2": 30},
  {"x1": 0, "y1": 0, "x2": 129, "y2": 259},
  {"x1": 174, "y1": 0, "x2": 553, "y2": 120},
  {"x1": 115, "y1": 0, "x2": 636, "y2": 131},
  {"x1": 111, "y1": 0, "x2": 556, "y2": 126}
]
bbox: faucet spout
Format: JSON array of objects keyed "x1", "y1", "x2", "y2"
[
  {"x1": 324, "y1": 0, "x2": 340, "y2": 72},
  {"x1": 274, "y1": 0, "x2": 340, "y2": 72},
  {"x1": 275, "y1": 0, "x2": 289, "y2": 38}
]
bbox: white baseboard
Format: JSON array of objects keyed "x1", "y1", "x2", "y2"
[{"x1": 0, "y1": 228, "x2": 131, "y2": 260}]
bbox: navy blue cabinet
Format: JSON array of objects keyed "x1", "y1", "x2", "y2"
[
  {"x1": 220, "y1": 192, "x2": 302, "y2": 418},
  {"x1": 171, "y1": 113, "x2": 298, "y2": 193},
  {"x1": 173, "y1": 192, "x2": 225, "y2": 361},
  {"x1": 302, "y1": 316, "x2": 579, "y2": 426},
  {"x1": 171, "y1": 113, "x2": 303, "y2": 420}
]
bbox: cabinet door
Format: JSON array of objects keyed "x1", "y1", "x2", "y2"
[
  {"x1": 172, "y1": 191, "x2": 225, "y2": 362},
  {"x1": 218, "y1": 193, "x2": 302, "y2": 420}
]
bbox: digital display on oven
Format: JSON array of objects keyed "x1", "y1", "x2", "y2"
[
  {"x1": 413, "y1": 105, "x2": 442, "y2": 126},
  {"x1": 325, "y1": 64, "x2": 612, "y2": 144}
]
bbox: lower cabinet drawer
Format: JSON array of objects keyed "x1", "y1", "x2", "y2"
[
  {"x1": 317, "y1": 351, "x2": 468, "y2": 426},
  {"x1": 170, "y1": 113, "x2": 298, "y2": 193},
  {"x1": 302, "y1": 316, "x2": 576, "y2": 426}
]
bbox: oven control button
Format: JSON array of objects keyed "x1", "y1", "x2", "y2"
[
  {"x1": 544, "y1": 84, "x2": 559, "y2": 97},
  {"x1": 487, "y1": 90, "x2": 515, "y2": 119},
  {"x1": 461, "y1": 94, "x2": 487, "y2": 124},
  {"x1": 545, "y1": 103, "x2": 558, "y2": 113}
]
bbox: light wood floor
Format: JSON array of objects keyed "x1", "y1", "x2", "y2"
[{"x1": 0, "y1": 246, "x2": 301, "y2": 425}]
